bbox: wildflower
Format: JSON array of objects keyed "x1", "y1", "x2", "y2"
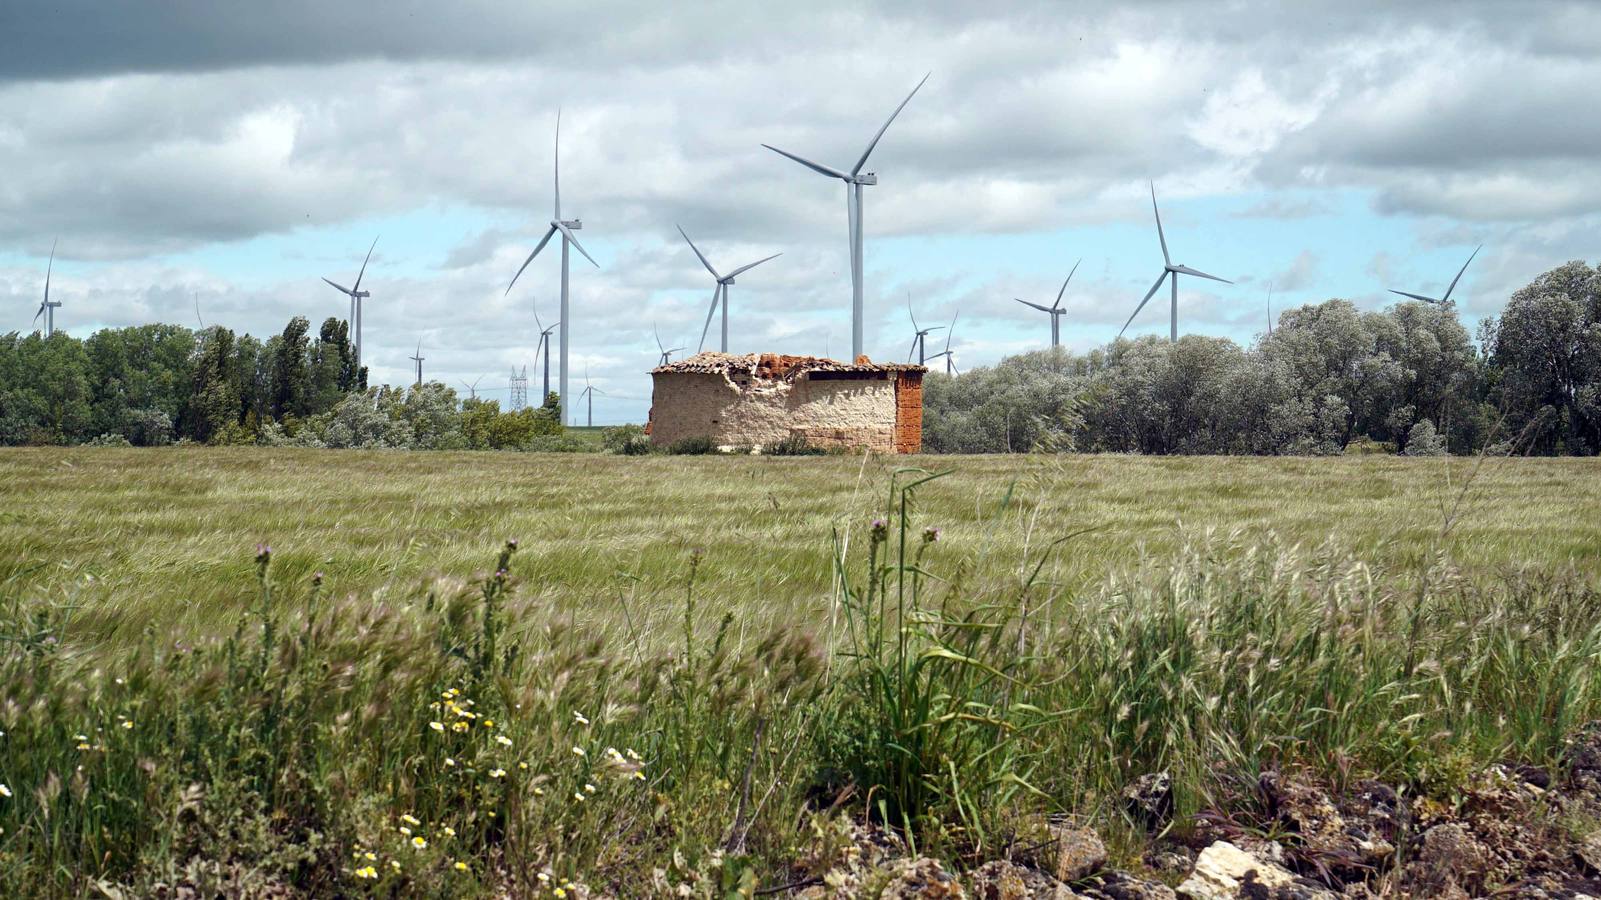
[
  {"x1": 399, "y1": 826, "x2": 412, "y2": 836},
  {"x1": 354, "y1": 865, "x2": 378, "y2": 880},
  {"x1": 583, "y1": 783, "x2": 596, "y2": 794},
  {"x1": 495, "y1": 735, "x2": 513, "y2": 747},
  {"x1": 445, "y1": 757, "x2": 457, "y2": 767},
  {"x1": 363, "y1": 852, "x2": 377, "y2": 862},
  {"x1": 626, "y1": 748, "x2": 642, "y2": 761},
  {"x1": 0, "y1": 783, "x2": 11, "y2": 798},
  {"x1": 389, "y1": 860, "x2": 401, "y2": 872},
  {"x1": 114, "y1": 677, "x2": 125, "y2": 685},
  {"x1": 454, "y1": 861, "x2": 469, "y2": 872},
  {"x1": 75, "y1": 734, "x2": 88, "y2": 742},
  {"x1": 518, "y1": 762, "x2": 529, "y2": 770},
  {"x1": 401, "y1": 814, "x2": 421, "y2": 826},
  {"x1": 452, "y1": 721, "x2": 469, "y2": 733},
  {"x1": 411, "y1": 836, "x2": 427, "y2": 850},
  {"x1": 538, "y1": 872, "x2": 551, "y2": 883},
  {"x1": 442, "y1": 826, "x2": 456, "y2": 837},
  {"x1": 482, "y1": 719, "x2": 495, "y2": 728},
  {"x1": 489, "y1": 768, "x2": 507, "y2": 779},
  {"x1": 554, "y1": 889, "x2": 567, "y2": 899},
  {"x1": 77, "y1": 742, "x2": 91, "y2": 751},
  {"x1": 870, "y1": 517, "x2": 888, "y2": 541},
  {"x1": 429, "y1": 721, "x2": 445, "y2": 732},
  {"x1": 455, "y1": 708, "x2": 477, "y2": 719},
  {"x1": 534, "y1": 787, "x2": 546, "y2": 796},
  {"x1": 571, "y1": 746, "x2": 586, "y2": 757},
  {"x1": 634, "y1": 771, "x2": 647, "y2": 781},
  {"x1": 572, "y1": 711, "x2": 590, "y2": 726},
  {"x1": 573, "y1": 792, "x2": 586, "y2": 802},
  {"x1": 922, "y1": 525, "x2": 941, "y2": 543},
  {"x1": 121, "y1": 720, "x2": 134, "y2": 730}
]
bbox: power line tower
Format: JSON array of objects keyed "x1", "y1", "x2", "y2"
[{"x1": 508, "y1": 365, "x2": 528, "y2": 411}]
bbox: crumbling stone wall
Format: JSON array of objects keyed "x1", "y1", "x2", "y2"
[{"x1": 650, "y1": 370, "x2": 903, "y2": 452}]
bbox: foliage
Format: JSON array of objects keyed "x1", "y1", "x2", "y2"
[
  {"x1": 1404, "y1": 419, "x2": 1447, "y2": 456},
  {"x1": 764, "y1": 432, "x2": 827, "y2": 456},
  {"x1": 667, "y1": 435, "x2": 716, "y2": 455},
  {"x1": 601, "y1": 423, "x2": 653, "y2": 455}
]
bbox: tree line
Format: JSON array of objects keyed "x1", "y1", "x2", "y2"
[
  {"x1": 0, "y1": 315, "x2": 567, "y2": 450},
  {"x1": 925, "y1": 260, "x2": 1601, "y2": 455}
]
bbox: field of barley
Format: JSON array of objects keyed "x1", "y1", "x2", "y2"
[{"x1": 2, "y1": 448, "x2": 1601, "y2": 897}]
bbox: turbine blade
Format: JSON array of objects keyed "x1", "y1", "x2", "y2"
[
  {"x1": 44, "y1": 239, "x2": 55, "y2": 305},
  {"x1": 654, "y1": 323, "x2": 665, "y2": 353},
  {"x1": 908, "y1": 335, "x2": 919, "y2": 362},
  {"x1": 852, "y1": 72, "x2": 930, "y2": 177},
  {"x1": 1389, "y1": 289, "x2": 1440, "y2": 304},
  {"x1": 352, "y1": 235, "x2": 379, "y2": 293},
  {"x1": 907, "y1": 294, "x2": 919, "y2": 332},
  {"x1": 554, "y1": 108, "x2": 562, "y2": 221},
  {"x1": 322, "y1": 277, "x2": 354, "y2": 296},
  {"x1": 943, "y1": 312, "x2": 957, "y2": 351},
  {"x1": 676, "y1": 225, "x2": 720, "y2": 279},
  {"x1": 724, "y1": 252, "x2": 781, "y2": 279},
  {"x1": 1054, "y1": 258, "x2": 1081, "y2": 309},
  {"x1": 557, "y1": 223, "x2": 599, "y2": 268},
  {"x1": 697, "y1": 283, "x2": 722, "y2": 351},
  {"x1": 1170, "y1": 264, "x2": 1232, "y2": 284},
  {"x1": 506, "y1": 226, "x2": 559, "y2": 295},
  {"x1": 33, "y1": 304, "x2": 43, "y2": 326},
  {"x1": 1016, "y1": 298, "x2": 1055, "y2": 314},
  {"x1": 1119, "y1": 272, "x2": 1169, "y2": 337},
  {"x1": 762, "y1": 144, "x2": 849, "y2": 180},
  {"x1": 1151, "y1": 183, "x2": 1171, "y2": 266},
  {"x1": 1443, "y1": 244, "x2": 1481, "y2": 302}
]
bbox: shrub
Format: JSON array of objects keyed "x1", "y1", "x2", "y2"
[
  {"x1": 1404, "y1": 418, "x2": 1448, "y2": 456},
  {"x1": 521, "y1": 432, "x2": 597, "y2": 453},
  {"x1": 765, "y1": 433, "x2": 825, "y2": 456},
  {"x1": 84, "y1": 432, "x2": 132, "y2": 447},
  {"x1": 601, "y1": 423, "x2": 652, "y2": 455},
  {"x1": 667, "y1": 435, "x2": 716, "y2": 455}
]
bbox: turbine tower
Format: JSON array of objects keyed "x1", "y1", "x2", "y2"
[
  {"x1": 533, "y1": 307, "x2": 559, "y2": 403},
  {"x1": 677, "y1": 225, "x2": 781, "y2": 353},
  {"x1": 322, "y1": 236, "x2": 378, "y2": 369},
  {"x1": 654, "y1": 324, "x2": 685, "y2": 366},
  {"x1": 1120, "y1": 184, "x2": 1233, "y2": 342},
  {"x1": 1016, "y1": 258, "x2": 1080, "y2": 348},
  {"x1": 1390, "y1": 245, "x2": 1481, "y2": 307},
  {"x1": 763, "y1": 72, "x2": 930, "y2": 362},
  {"x1": 32, "y1": 240, "x2": 61, "y2": 337},
  {"x1": 507, "y1": 110, "x2": 600, "y2": 427},
  {"x1": 926, "y1": 312, "x2": 959, "y2": 375},
  {"x1": 577, "y1": 369, "x2": 604, "y2": 428},
  {"x1": 906, "y1": 295, "x2": 944, "y2": 365},
  {"x1": 410, "y1": 341, "x2": 425, "y2": 387}
]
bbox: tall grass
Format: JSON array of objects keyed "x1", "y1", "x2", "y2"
[{"x1": 1, "y1": 464, "x2": 1599, "y2": 894}]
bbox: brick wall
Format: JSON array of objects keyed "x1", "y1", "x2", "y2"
[{"x1": 893, "y1": 372, "x2": 924, "y2": 454}]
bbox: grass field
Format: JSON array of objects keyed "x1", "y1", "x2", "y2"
[
  {"x1": 2, "y1": 448, "x2": 1600, "y2": 896},
  {"x1": 3, "y1": 448, "x2": 1599, "y2": 647}
]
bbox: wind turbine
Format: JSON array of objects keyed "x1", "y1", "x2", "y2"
[
  {"x1": 1016, "y1": 258, "x2": 1080, "y2": 348},
  {"x1": 677, "y1": 225, "x2": 781, "y2": 353},
  {"x1": 32, "y1": 240, "x2": 61, "y2": 337},
  {"x1": 577, "y1": 368, "x2": 604, "y2": 428},
  {"x1": 763, "y1": 72, "x2": 930, "y2": 362},
  {"x1": 1390, "y1": 245, "x2": 1481, "y2": 307},
  {"x1": 906, "y1": 295, "x2": 944, "y2": 365},
  {"x1": 410, "y1": 341, "x2": 425, "y2": 387},
  {"x1": 533, "y1": 307, "x2": 559, "y2": 402},
  {"x1": 459, "y1": 375, "x2": 484, "y2": 400},
  {"x1": 926, "y1": 312, "x2": 959, "y2": 375},
  {"x1": 322, "y1": 236, "x2": 378, "y2": 370},
  {"x1": 507, "y1": 110, "x2": 600, "y2": 427},
  {"x1": 654, "y1": 324, "x2": 685, "y2": 366},
  {"x1": 1119, "y1": 184, "x2": 1233, "y2": 342},
  {"x1": 194, "y1": 292, "x2": 205, "y2": 330}
]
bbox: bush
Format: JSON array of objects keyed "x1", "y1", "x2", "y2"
[
  {"x1": 601, "y1": 424, "x2": 653, "y2": 455},
  {"x1": 765, "y1": 433, "x2": 825, "y2": 456},
  {"x1": 521, "y1": 433, "x2": 597, "y2": 453},
  {"x1": 84, "y1": 432, "x2": 132, "y2": 447},
  {"x1": 667, "y1": 435, "x2": 716, "y2": 455},
  {"x1": 1404, "y1": 419, "x2": 1448, "y2": 456}
]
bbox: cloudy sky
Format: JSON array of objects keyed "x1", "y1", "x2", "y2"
[{"x1": 3, "y1": 1, "x2": 1598, "y2": 423}]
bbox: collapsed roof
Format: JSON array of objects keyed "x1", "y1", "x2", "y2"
[{"x1": 651, "y1": 352, "x2": 926, "y2": 379}]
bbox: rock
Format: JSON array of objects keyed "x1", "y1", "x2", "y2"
[
  {"x1": 882, "y1": 857, "x2": 966, "y2": 899},
  {"x1": 969, "y1": 860, "x2": 1076, "y2": 899},
  {"x1": 1569, "y1": 721, "x2": 1601, "y2": 794},
  {"x1": 1142, "y1": 847, "x2": 1194, "y2": 878},
  {"x1": 1123, "y1": 772, "x2": 1174, "y2": 830},
  {"x1": 1074, "y1": 869, "x2": 1176, "y2": 900},
  {"x1": 1175, "y1": 841, "x2": 1337, "y2": 900},
  {"x1": 1052, "y1": 826, "x2": 1107, "y2": 883},
  {"x1": 1577, "y1": 831, "x2": 1601, "y2": 876},
  {"x1": 1417, "y1": 823, "x2": 1486, "y2": 880}
]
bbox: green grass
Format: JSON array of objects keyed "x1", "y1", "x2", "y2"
[
  {"x1": 1, "y1": 448, "x2": 1600, "y2": 896},
  {"x1": 2, "y1": 448, "x2": 1598, "y2": 649}
]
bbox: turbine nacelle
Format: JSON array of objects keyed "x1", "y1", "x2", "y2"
[
  {"x1": 553, "y1": 218, "x2": 582, "y2": 230},
  {"x1": 851, "y1": 173, "x2": 878, "y2": 186}
]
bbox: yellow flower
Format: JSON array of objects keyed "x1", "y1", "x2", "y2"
[
  {"x1": 573, "y1": 792, "x2": 586, "y2": 802},
  {"x1": 572, "y1": 711, "x2": 590, "y2": 726},
  {"x1": 554, "y1": 888, "x2": 567, "y2": 898},
  {"x1": 429, "y1": 721, "x2": 445, "y2": 732},
  {"x1": 442, "y1": 826, "x2": 456, "y2": 837},
  {"x1": 121, "y1": 720, "x2": 134, "y2": 730},
  {"x1": 482, "y1": 719, "x2": 495, "y2": 728},
  {"x1": 401, "y1": 814, "x2": 421, "y2": 826},
  {"x1": 538, "y1": 872, "x2": 551, "y2": 883},
  {"x1": 354, "y1": 865, "x2": 378, "y2": 879},
  {"x1": 390, "y1": 860, "x2": 401, "y2": 871},
  {"x1": 495, "y1": 735, "x2": 513, "y2": 747},
  {"x1": 519, "y1": 762, "x2": 529, "y2": 770},
  {"x1": 534, "y1": 787, "x2": 546, "y2": 796},
  {"x1": 363, "y1": 852, "x2": 377, "y2": 861},
  {"x1": 489, "y1": 768, "x2": 507, "y2": 779},
  {"x1": 634, "y1": 771, "x2": 647, "y2": 781},
  {"x1": 454, "y1": 861, "x2": 469, "y2": 872},
  {"x1": 411, "y1": 836, "x2": 428, "y2": 850},
  {"x1": 77, "y1": 742, "x2": 92, "y2": 751},
  {"x1": 452, "y1": 721, "x2": 469, "y2": 733},
  {"x1": 399, "y1": 826, "x2": 412, "y2": 836}
]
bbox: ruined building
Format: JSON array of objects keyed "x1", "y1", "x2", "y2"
[{"x1": 648, "y1": 353, "x2": 925, "y2": 453}]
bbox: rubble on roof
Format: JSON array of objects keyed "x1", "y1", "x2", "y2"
[{"x1": 651, "y1": 351, "x2": 925, "y2": 379}]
